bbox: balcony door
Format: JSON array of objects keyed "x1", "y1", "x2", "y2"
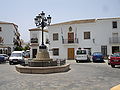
[
  {"x1": 68, "y1": 32, "x2": 74, "y2": 43},
  {"x1": 112, "y1": 33, "x2": 118, "y2": 43}
]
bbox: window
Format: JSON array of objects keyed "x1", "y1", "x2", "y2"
[
  {"x1": 0, "y1": 49, "x2": 2, "y2": 54},
  {"x1": 31, "y1": 38, "x2": 38, "y2": 43},
  {"x1": 53, "y1": 33, "x2": 58, "y2": 41},
  {"x1": 112, "y1": 21, "x2": 117, "y2": 28},
  {"x1": 0, "y1": 27, "x2": 2, "y2": 31},
  {"x1": 76, "y1": 49, "x2": 86, "y2": 55},
  {"x1": 53, "y1": 48, "x2": 59, "y2": 56},
  {"x1": 112, "y1": 46, "x2": 119, "y2": 54},
  {"x1": 84, "y1": 32, "x2": 90, "y2": 39}
]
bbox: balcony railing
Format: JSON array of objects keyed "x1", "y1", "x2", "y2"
[
  {"x1": 62, "y1": 38, "x2": 79, "y2": 44},
  {"x1": 31, "y1": 38, "x2": 38, "y2": 43},
  {"x1": 109, "y1": 37, "x2": 120, "y2": 44}
]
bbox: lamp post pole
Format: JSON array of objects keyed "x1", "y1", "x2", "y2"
[
  {"x1": 34, "y1": 11, "x2": 51, "y2": 49},
  {"x1": 41, "y1": 19, "x2": 44, "y2": 46}
]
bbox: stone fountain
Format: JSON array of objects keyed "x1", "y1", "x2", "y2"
[
  {"x1": 15, "y1": 11, "x2": 70, "y2": 74},
  {"x1": 15, "y1": 46, "x2": 70, "y2": 74}
]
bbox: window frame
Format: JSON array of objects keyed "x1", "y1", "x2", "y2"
[
  {"x1": 53, "y1": 33, "x2": 59, "y2": 41},
  {"x1": 84, "y1": 32, "x2": 91, "y2": 39},
  {"x1": 0, "y1": 27, "x2": 2, "y2": 31},
  {"x1": 52, "y1": 48, "x2": 59, "y2": 56},
  {"x1": 112, "y1": 21, "x2": 117, "y2": 29}
]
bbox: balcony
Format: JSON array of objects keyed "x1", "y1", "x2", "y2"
[
  {"x1": 31, "y1": 38, "x2": 38, "y2": 43},
  {"x1": 109, "y1": 37, "x2": 120, "y2": 44},
  {"x1": 62, "y1": 38, "x2": 79, "y2": 44}
]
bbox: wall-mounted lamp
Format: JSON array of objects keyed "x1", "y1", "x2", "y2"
[{"x1": 93, "y1": 38, "x2": 95, "y2": 43}]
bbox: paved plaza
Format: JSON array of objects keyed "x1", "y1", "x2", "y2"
[{"x1": 0, "y1": 60, "x2": 120, "y2": 90}]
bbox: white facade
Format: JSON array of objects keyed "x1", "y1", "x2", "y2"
[
  {"x1": 48, "y1": 17, "x2": 120, "y2": 59},
  {"x1": 0, "y1": 21, "x2": 20, "y2": 55},
  {"x1": 29, "y1": 28, "x2": 49, "y2": 58}
]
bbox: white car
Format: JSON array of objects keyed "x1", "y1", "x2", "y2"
[
  {"x1": 75, "y1": 49, "x2": 91, "y2": 63},
  {"x1": 9, "y1": 51, "x2": 25, "y2": 65}
]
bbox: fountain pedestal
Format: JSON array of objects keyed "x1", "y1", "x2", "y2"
[{"x1": 28, "y1": 48, "x2": 57, "y2": 67}]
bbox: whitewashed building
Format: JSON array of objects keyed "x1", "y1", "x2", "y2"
[
  {"x1": 29, "y1": 28, "x2": 49, "y2": 58},
  {"x1": 48, "y1": 17, "x2": 120, "y2": 60},
  {"x1": 0, "y1": 21, "x2": 21, "y2": 55}
]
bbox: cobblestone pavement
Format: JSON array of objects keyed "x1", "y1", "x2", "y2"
[{"x1": 0, "y1": 60, "x2": 120, "y2": 90}]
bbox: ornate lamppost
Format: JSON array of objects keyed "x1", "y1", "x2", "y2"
[
  {"x1": 28, "y1": 11, "x2": 52, "y2": 67},
  {"x1": 34, "y1": 11, "x2": 51, "y2": 49}
]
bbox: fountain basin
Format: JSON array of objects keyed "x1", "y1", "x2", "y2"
[{"x1": 15, "y1": 64, "x2": 70, "y2": 74}]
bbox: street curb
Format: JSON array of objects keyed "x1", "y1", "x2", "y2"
[{"x1": 111, "y1": 84, "x2": 120, "y2": 90}]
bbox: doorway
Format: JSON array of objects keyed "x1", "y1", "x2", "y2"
[
  {"x1": 112, "y1": 46, "x2": 119, "y2": 54},
  {"x1": 32, "y1": 49, "x2": 37, "y2": 58},
  {"x1": 101, "y1": 46, "x2": 107, "y2": 56},
  {"x1": 68, "y1": 48, "x2": 74, "y2": 60}
]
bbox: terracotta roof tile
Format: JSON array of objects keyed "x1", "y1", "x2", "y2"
[
  {"x1": 51, "y1": 19, "x2": 96, "y2": 26},
  {"x1": 51, "y1": 17, "x2": 120, "y2": 26},
  {"x1": 29, "y1": 28, "x2": 48, "y2": 32},
  {"x1": 0, "y1": 21, "x2": 18, "y2": 26}
]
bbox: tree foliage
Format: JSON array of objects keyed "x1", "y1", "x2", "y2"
[{"x1": 14, "y1": 46, "x2": 23, "y2": 51}]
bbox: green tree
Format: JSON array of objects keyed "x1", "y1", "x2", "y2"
[
  {"x1": 23, "y1": 44, "x2": 30, "y2": 51},
  {"x1": 14, "y1": 46, "x2": 23, "y2": 51}
]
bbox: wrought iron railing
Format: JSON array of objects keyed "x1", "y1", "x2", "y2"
[
  {"x1": 62, "y1": 38, "x2": 79, "y2": 44},
  {"x1": 109, "y1": 37, "x2": 120, "y2": 44},
  {"x1": 31, "y1": 38, "x2": 38, "y2": 43}
]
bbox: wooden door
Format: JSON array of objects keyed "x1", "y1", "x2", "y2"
[{"x1": 68, "y1": 48, "x2": 74, "y2": 60}]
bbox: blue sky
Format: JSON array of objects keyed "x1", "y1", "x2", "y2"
[{"x1": 0, "y1": 0, "x2": 120, "y2": 42}]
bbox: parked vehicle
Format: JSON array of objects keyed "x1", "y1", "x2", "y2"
[
  {"x1": 0, "y1": 54, "x2": 9, "y2": 61},
  {"x1": 92, "y1": 52, "x2": 104, "y2": 62},
  {"x1": 9, "y1": 51, "x2": 25, "y2": 65},
  {"x1": 0, "y1": 55, "x2": 6, "y2": 63},
  {"x1": 109, "y1": 52, "x2": 120, "y2": 68},
  {"x1": 75, "y1": 49, "x2": 91, "y2": 63}
]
